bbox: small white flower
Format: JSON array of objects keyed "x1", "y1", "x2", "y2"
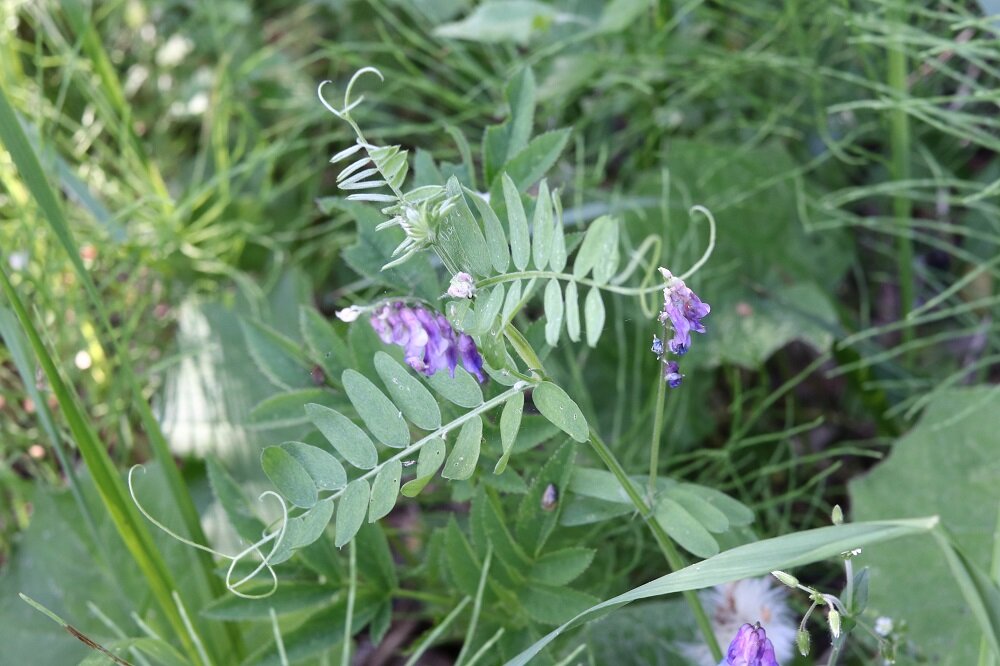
[
  {"x1": 336, "y1": 306, "x2": 362, "y2": 322},
  {"x1": 447, "y1": 272, "x2": 476, "y2": 299},
  {"x1": 679, "y1": 577, "x2": 796, "y2": 665},
  {"x1": 875, "y1": 616, "x2": 894, "y2": 637}
]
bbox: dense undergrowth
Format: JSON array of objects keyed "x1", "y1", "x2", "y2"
[{"x1": 1, "y1": 1, "x2": 999, "y2": 665}]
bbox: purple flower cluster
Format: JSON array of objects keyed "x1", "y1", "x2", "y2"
[
  {"x1": 720, "y1": 623, "x2": 780, "y2": 666},
  {"x1": 370, "y1": 302, "x2": 486, "y2": 383},
  {"x1": 652, "y1": 268, "x2": 710, "y2": 388}
]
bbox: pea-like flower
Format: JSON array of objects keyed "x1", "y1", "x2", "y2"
[
  {"x1": 720, "y1": 623, "x2": 780, "y2": 666},
  {"x1": 658, "y1": 267, "x2": 710, "y2": 355},
  {"x1": 370, "y1": 301, "x2": 486, "y2": 382},
  {"x1": 664, "y1": 361, "x2": 684, "y2": 388}
]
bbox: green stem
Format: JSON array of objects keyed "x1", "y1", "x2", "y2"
[
  {"x1": 342, "y1": 539, "x2": 357, "y2": 666},
  {"x1": 887, "y1": 1, "x2": 914, "y2": 341},
  {"x1": 588, "y1": 429, "x2": 722, "y2": 661},
  {"x1": 648, "y1": 326, "x2": 669, "y2": 501},
  {"x1": 479, "y1": 269, "x2": 664, "y2": 296}
]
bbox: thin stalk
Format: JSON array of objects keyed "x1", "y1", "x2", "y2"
[
  {"x1": 403, "y1": 597, "x2": 471, "y2": 666},
  {"x1": 342, "y1": 539, "x2": 357, "y2": 666},
  {"x1": 887, "y1": 1, "x2": 914, "y2": 340},
  {"x1": 648, "y1": 325, "x2": 669, "y2": 501}
]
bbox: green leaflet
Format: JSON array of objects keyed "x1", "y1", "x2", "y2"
[
  {"x1": 442, "y1": 416, "x2": 483, "y2": 481},
  {"x1": 261, "y1": 446, "x2": 318, "y2": 509},
  {"x1": 305, "y1": 403, "x2": 379, "y2": 470},
  {"x1": 503, "y1": 173, "x2": 531, "y2": 271},
  {"x1": 564, "y1": 280, "x2": 581, "y2": 342},
  {"x1": 280, "y1": 441, "x2": 347, "y2": 492},
  {"x1": 532, "y1": 382, "x2": 588, "y2": 443},
  {"x1": 400, "y1": 437, "x2": 447, "y2": 497},
  {"x1": 374, "y1": 352, "x2": 441, "y2": 430},
  {"x1": 495, "y1": 392, "x2": 525, "y2": 474},
  {"x1": 532, "y1": 180, "x2": 553, "y2": 269},
  {"x1": 368, "y1": 459, "x2": 402, "y2": 522},
  {"x1": 335, "y1": 480, "x2": 371, "y2": 548},
  {"x1": 543, "y1": 279, "x2": 564, "y2": 346},
  {"x1": 343, "y1": 369, "x2": 410, "y2": 449},
  {"x1": 584, "y1": 287, "x2": 606, "y2": 347}
]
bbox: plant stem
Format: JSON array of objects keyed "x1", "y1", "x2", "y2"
[
  {"x1": 588, "y1": 429, "x2": 722, "y2": 661},
  {"x1": 887, "y1": 1, "x2": 914, "y2": 341},
  {"x1": 648, "y1": 326, "x2": 669, "y2": 501}
]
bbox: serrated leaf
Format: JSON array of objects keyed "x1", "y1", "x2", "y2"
[
  {"x1": 543, "y1": 279, "x2": 563, "y2": 346},
  {"x1": 529, "y1": 548, "x2": 595, "y2": 586},
  {"x1": 335, "y1": 479, "x2": 370, "y2": 547},
  {"x1": 532, "y1": 382, "x2": 588, "y2": 443},
  {"x1": 426, "y1": 367, "x2": 483, "y2": 407},
  {"x1": 655, "y1": 497, "x2": 719, "y2": 559},
  {"x1": 532, "y1": 180, "x2": 553, "y2": 269},
  {"x1": 495, "y1": 391, "x2": 524, "y2": 474},
  {"x1": 299, "y1": 307, "x2": 351, "y2": 378},
  {"x1": 503, "y1": 173, "x2": 530, "y2": 271},
  {"x1": 305, "y1": 403, "x2": 378, "y2": 470},
  {"x1": 469, "y1": 191, "x2": 511, "y2": 273},
  {"x1": 584, "y1": 287, "x2": 605, "y2": 347},
  {"x1": 564, "y1": 281, "x2": 581, "y2": 342},
  {"x1": 343, "y1": 369, "x2": 410, "y2": 448},
  {"x1": 202, "y1": 583, "x2": 338, "y2": 620},
  {"x1": 374, "y1": 352, "x2": 441, "y2": 430},
  {"x1": 475, "y1": 285, "x2": 505, "y2": 333},
  {"x1": 667, "y1": 486, "x2": 729, "y2": 534},
  {"x1": 502, "y1": 279, "x2": 523, "y2": 323},
  {"x1": 262, "y1": 446, "x2": 318, "y2": 508},
  {"x1": 280, "y1": 441, "x2": 347, "y2": 492},
  {"x1": 401, "y1": 437, "x2": 446, "y2": 497},
  {"x1": 442, "y1": 416, "x2": 483, "y2": 480},
  {"x1": 368, "y1": 459, "x2": 402, "y2": 522}
]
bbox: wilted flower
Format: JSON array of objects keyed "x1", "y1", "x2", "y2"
[
  {"x1": 664, "y1": 360, "x2": 683, "y2": 388},
  {"x1": 658, "y1": 267, "x2": 710, "y2": 355},
  {"x1": 681, "y1": 577, "x2": 795, "y2": 666},
  {"x1": 370, "y1": 302, "x2": 485, "y2": 382},
  {"x1": 721, "y1": 623, "x2": 780, "y2": 666},
  {"x1": 447, "y1": 272, "x2": 476, "y2": 299}
]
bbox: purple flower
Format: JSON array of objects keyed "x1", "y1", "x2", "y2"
[
  {"x1": 658, "y1": 268, "x2": 710, "y2": 356},
  {"x1": 720, "y1": 623, "x2": 780, "y2": 666},
  {"x1": 651, "y1": 336, "x2": 664, "y2": 357},
  {"x1": 664, "y1": 361, "x2": 683, "y2": 388},
  {"x1": 369, "y1": 302, "x2": 486, "y2": 383}
]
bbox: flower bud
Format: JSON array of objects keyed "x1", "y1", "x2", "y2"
[
  {"x1": 447, "y1": 272, "x2": 476, "y2": 299},
  {"x1": 829, "y1": 609, "x2": 842, "y2": 638},
  {"x1": 831, "y1": 504, "x2": 844, "y2": 525},
  {"x1": 796, "y1": 628, "x2": 811, "y2": 656},
  {"x1": 770, "y1": 570, "x2": 798, "y2": 589},
  {"x1": 336, "y1": 305, "x2": 362, "y2": 322}
]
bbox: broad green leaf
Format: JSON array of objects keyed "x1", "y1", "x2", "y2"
[
  {"x1": 503, "y1": 173, "x2": 530, "y2": 271},
  {"x1": 442, "y1": 416, "x2": 483, "y2": 480},
  {"x1": 299, "y1": 307, "x2": 352, "y2": 378},
  {"x1": 495, "y1": 392, "x2": 524, "y2": 474},
  {"x1": 584, "y1": 287, "x2": 606, "y2": 347},
  {"x1": 573, "y1": 216, "x2": 619, "y2": 283},
  {"x1": 207, "y1": 457, "x2": 265, "y2": 543},
  {"x1": 529, "y1": 548, "x2": 595, "y2": 586},
  {"x1": 502, "y1": 128, "x2": 571, "y2": 191},
  {"x1": 438, "y1": 177, "x2": 492, "y2": 277},
  {"x1": 532, "y1": 382, "x2": 589, "y2": 443},
  {"x1": 543, "y1": 279, "x2": 564, "y2": 346},
  {"x1": 850, "y1": 388, "x2": 1000, "y2": 665},
  {"x1": 426, "y1": 367, "x2": 483, "y2": 407},
  {"x1": 445, "y1": 518, "x2": 482, "y2": 597},
  {"x1": 933, "y1": 530, "x2": 1000, "y2": 663},
  {"x1": 469, "y1": 191, "x2": 511, "y2": 273},
  {"x1": 550, "y1": 189, "x2": 567, "y2": 272},
  {"x1": 249, "y1": 388, "x2": 347, "y2": 429},
  {"x1": 433, "y1": 1, "x2": 558, "y2": 44},
  {"x1": 516, "y1": 441, "x2": 577, "y2": 554},
  {"x1": 478, "y1": 489, "x2": 531, "y2": 572},
  {"x1": 505, "y1": 67, "x2": 536, "y2": 160},
  {"x1": 202, "y1": 583, "x2": 338, "y2": 620},
  {"x1": 343, "y1": 369, "x2": 410, "y2": 448},
  {"x1": 560, "y1": 496, "x2": 632, "y2": 526},
  {"x1": 374, "y1": 352, "x2": 441, "y2": 430},
  {"x1": 564, "y1": 281, "x2": 581, "y2": 342},
  {"x1": 269, "y1": 498, "x2": 336, "y2": 565},
  {"x1": 401, "y1": 437, "x2": 446, "y2": 497},
  {"x1": 240, "y1": 320, "x2": 310, "y2": 391},
  {"x1": 655, "y1": 497, "x2": 719, "y2": 559},
  {"x1": 568, "y1": 467, "x2": 635, "y2": 504},
  {"x1": 508, "y1": 518, "x2": 940, "y2": 665},
  {"x1": 261, "y1": 446, "x2": 317, "y2": 508},
  {"x1": 475, "y1": 285, "x2": 505, "y2": 333},
  {"x1": 335, "y1": 479, "x2": 370, "y2": 548},
  {"x1": 522, "y1": 585, "x2": 600, "y2": 625},
  {"x1": 368, "y1": 459, "x2": 402, "y2": 522},
  {"x1": 502, "y1": 279, "x2": 523, "y2": 323},
  {"x1": 305, "y1": 403, "x2": 378, "y2": 470},
  {"x1": 678, "y1": 483, "x2": 754, "y2": 526},
  {"x1": 667, "y1": 486, "x2": 729, "y2": 534},
  {"x1": 532, "y1": 180, "x2": 553, "y2": 269},
  {"x1": 280, "y1": 441, "x2": 347, "y2": 492}
]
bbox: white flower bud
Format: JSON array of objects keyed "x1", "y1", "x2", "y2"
[
  {"x1": 829, "y1": 609, "x2": 842, "y2": 638},
  {"x1": 771, "y1": 570, "x2": 799, "y2": 588},
  {"x1": 831, "y1": 504, "x2": 844, "y2": 525},
  {"x1": 335, "y1": 306, "x2": 362, "y2": 322}
]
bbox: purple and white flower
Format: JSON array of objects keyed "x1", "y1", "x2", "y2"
[
  {"x1": 447, "y1": 272, "x2": 476, "y2": 299},
  {"x1": 370, "y1": 301, "x2": 486, "y2": 382},
  {"x1": 720, "y1": 623, "x2": 780, "y2": 666},
  {"x1": 664, "y1": 360, "x2": 684, "y2": 388},
  {"x1": 658, "y1": 267, "x2": 710, "y2": 355}
]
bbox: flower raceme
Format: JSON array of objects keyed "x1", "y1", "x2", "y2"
[
  {"x1": 369, "y1": 301, "x2": 486, "y2": 383},
  {"x1": 652, "y1": 267, "x2": 710, "y2": 388},
  {"x1": 720, "y1": 623, "x2": 780, "y2": 666}
]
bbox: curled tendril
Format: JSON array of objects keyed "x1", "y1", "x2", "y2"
[
  {"x1": 317, "y1": 66, "x2": 384, "y2": 119},
  {"x1": 678, "y1": 205, "x2": 717, "y2": 281},
  {"x1": 128, "y1": 464, "x2": 288, "y2": 600}
]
